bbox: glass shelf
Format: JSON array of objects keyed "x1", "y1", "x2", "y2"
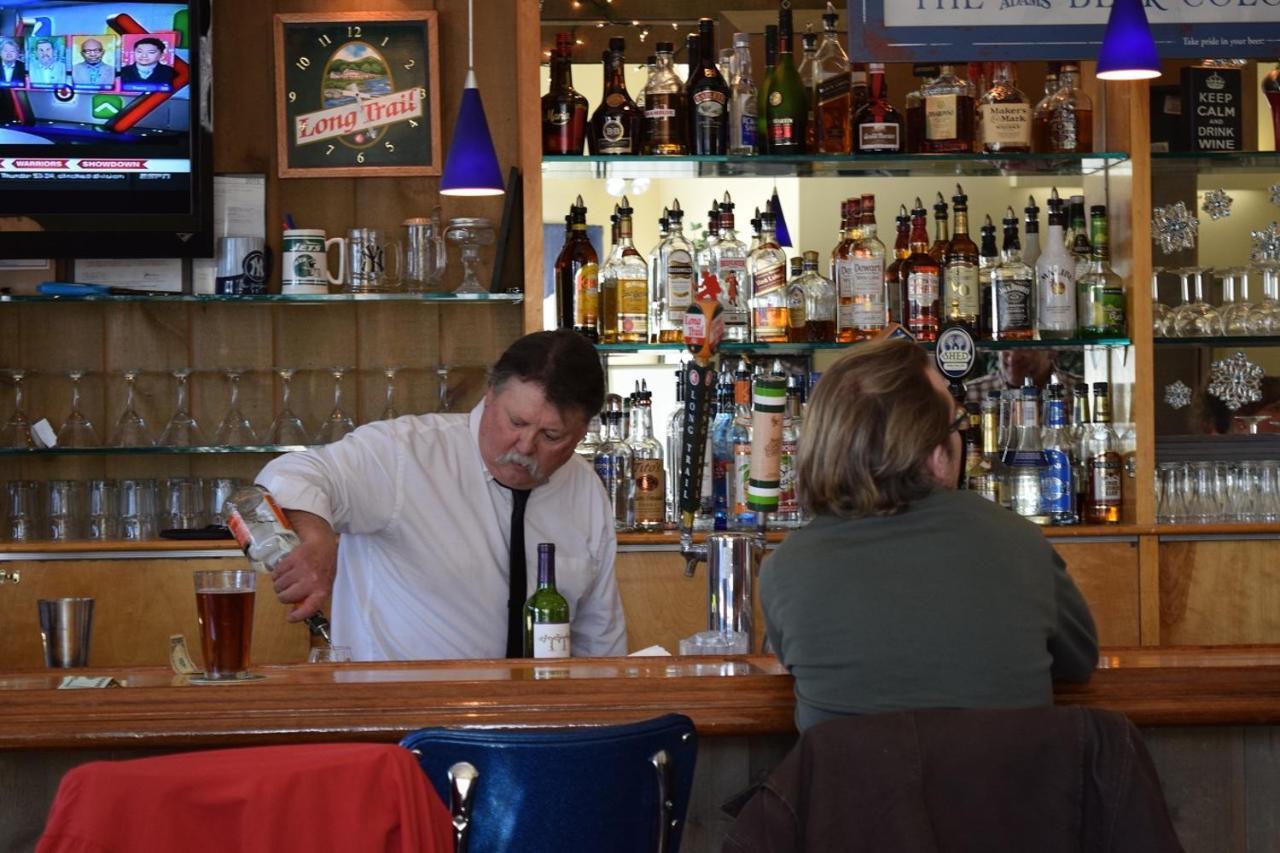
[
  {"x1": 543, "y1": 152, "x2": 1130, "y2": 180},
  {"x1": 0, "y1": 444, "x2": 311, "y2": 456},
  {"x1": 1155, "y1": 335, "x2": 1280, "y2": 348},
  {"x1": 1151, "y1": 151, "x2": 1280, "y2": 174},
  {"x1": 0, "y1": 292, "x2": 524, "y2": 305},
  {"x1": 595, "y1": 337, "x2": 1130, "y2": 354}
]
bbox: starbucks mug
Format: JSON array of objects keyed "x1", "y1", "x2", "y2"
[{"x1": 282, "y1": 229, "x2": 346, "y2": 295}]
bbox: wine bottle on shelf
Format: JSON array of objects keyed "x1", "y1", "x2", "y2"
[
  {"x1": 756, "y1": 24, "x2": 777, "y2": 151},
  {"x1": 728, "y1": 32, "x2": 758, "y2": 155},
  {"x1": 765, "y1": 5, "x2": 806, "y2": 154},
  {"x1": 589, "y1": 38, "x2": 640, "y2": 156},
  {"x1": 688, "y1": 19, "x2": 731, "y2": 155},
  {"x1": 642, "y1": 42, "x2": 687, "y2": 155},
  {"x1": 523, "y1": 543, "x2": 571, "y2": 659},
  {"x1": 542, "y1": 33, "x2": 588, "y2": 155}
]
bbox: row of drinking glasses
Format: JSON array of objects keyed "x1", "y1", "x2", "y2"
[
  {"x1": 1155, "y1": 460, "x2": 1280, "y2": 524},
  {"x1": 1152, "y1": 266, "x2": 1280, "y2": 337},
  {"x1": 4, "y1": 477, "x2": 245, "y2": 542},
  {"x1": 0, "y1": 365, "x2": 443, "y2": 450}
]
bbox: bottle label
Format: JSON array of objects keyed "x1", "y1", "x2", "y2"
[
  {"x1": 632, "y1": 457, "x2": 665, "y2": 524},
  {"x1": 848, "y1": 256, "x2": 886, "y2": 327},
  {"x1": 546, "y1": 105, "x2": 570, "y2": 127},
  {"x1": 594, "y1": 456, "x2": 615, "y2": 483},
  {"x1": 732, "y1": 442, "x2": 751, "y2": 519},
  {"x1": 752, "y1": 259, "x2": 786, "y2": 297},
  {"x1": 732, "y1": 95, "x2": 758, "y2": 151},
  {"x1": 996, "y1": 275, "x2": 1033, "y2": 332},
  {"x1": 924, "y1": 94, "x2": 958, "y2": 141},
  {"x1": 1037, "y1": 263, "x2": 1076, "y2": 331},
  {"x1": 693, "y1": 88, "x2": 727, "y2": 116},
  {"x1": 907, "y1": 270, "x2": 940, "y2": 310},
  {"x1": 980, "y1": 103, "x2": 1031, "y2": 147},
  {"x1": 1090, "y1": 453, "x2": 1122, "y2": 502},
  {"x1": 945, "y1": 265, "x2": 980, "y2": 319},
  {"x1": 598, "y1": 115, "x2": 632, "y2": 154},
  {"x1": 857, "y1": 121, "x2": 900, "y2": 152},
  {"x1": 644, "y1": 93, "x2": 683, "y2": 146},
  {"x1": 575, "y1": 263, "x2": 599, "y2": 327},
  {"x1": 226, "y1": 509, "x2": 252, "y2": 552},
  {"x1": 531, "y1": 622, "x2": 571, "y2": 658},
  {"x1": 769, "y1": 116, "x2": 797, "y2": 146},
  {"x1": 618, "y1": 276, "x2": 648, "y2": 335},
  {"x1": 818, "y1": 73, "x2": 851, "y2": 104},
  {"x1": 717, "y1": 257, "x2": 747, "y2": 309},
  {"x1": 778, "y1": 437, "x2": 798, "y2": 515},
  {"x1": 666, "y1": 249, "x2": 694, "y2": 320},
  {"x1": 786, "y1": 283, "x2": 807, "y2": 330},
  {"x1": 1041, "y1": 448, "x2": 1072, "y2": 515}
]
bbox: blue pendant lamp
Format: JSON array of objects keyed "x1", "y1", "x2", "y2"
[
  {"x1": 440, "y1": 0, "x2": 504, "y2": 196},
  {"x1": 1095, "y1": 0, "x2": 1161, "y2": 81}
]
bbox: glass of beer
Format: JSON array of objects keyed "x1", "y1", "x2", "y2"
[{"x1": 192, "y1": 569, "x2": 257, "y2": 680}]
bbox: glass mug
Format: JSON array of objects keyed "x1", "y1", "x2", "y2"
[
  {"x1": 402, "y1": 215, "x2": 447, "y2": 292},
  {"x1": 346, "y1": 228, "x2": 402, "y2": 293},
  {"x1": 281, "y1": 229, "x2": 346, "y2": 295}
]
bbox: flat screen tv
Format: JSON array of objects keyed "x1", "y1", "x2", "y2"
[{"x1": 0, "y1": 0, "x2": 211, "y2": 258}]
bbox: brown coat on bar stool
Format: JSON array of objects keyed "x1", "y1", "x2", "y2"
[{"x1": 722, "y1": 705, "x2": 1184, "y2": 853}]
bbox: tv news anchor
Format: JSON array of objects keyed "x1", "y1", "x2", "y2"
[
  {"x1": 120, "y1": 37, "x2": 175, "y2": 90},
  {"x1": 0, "y1": 38, "x2": 24, "y2": 86},
  {"x1": 72, "y1": 38, "x2": 115, "y2": 87},
  {"x1": 27, "y1": 38, "x2": 66, "y2": 86}
]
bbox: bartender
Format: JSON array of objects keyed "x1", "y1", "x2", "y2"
[{"x1": 257, "y1": 330, "x2": 626, "y2": 661}]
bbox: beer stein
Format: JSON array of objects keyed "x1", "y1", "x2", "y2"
[
  {"x1": 282, "y1": 229, "x2": 346, "y2": 295},
  {"x1": 402, "y1": 213, "x2": 447, "y2": 292},
  {"x1": 346, "y1": 228, "x2": 402, "y2": 293}
]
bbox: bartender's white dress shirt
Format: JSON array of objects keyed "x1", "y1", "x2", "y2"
[{"x1": 258, "y1": 400, "x2": 627, "y2": 661}]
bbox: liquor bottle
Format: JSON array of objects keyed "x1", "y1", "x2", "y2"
[
  {"x1": 1040, "y1": 61, "x2": 1093, "y2": 153},
  {"x1": 594, "y1": 396, "x2": 633, "y2": 530},
  {"x1": 928, "y1": 192, "x2": 950, "y2": 306},
  {"x1": 757, "y1": 24, "x2": 777, "y2": 150},
  {"x1": 575, "y1": 414, "x2": 603, "y2": 468},
  {"x1": 696, "y1": 202, "x2": 720, "y2": 275},
  {"x1": 1000, "y1": 379, "x2": 1047, "y2": 523},
  {"x1": 1036, "y1": 189, "x2": 1076, "y2": 340},
  {"x1": 689, "y1": 18, "x2": 731, "y2": 155},
  {"x1": 653, "y1": 200, "x2": 694, "y2": 343},
  {"x1": 968, "y1": 391, "x2": 1006, "y2": 504},
  {"x1": 786, "y1": 257, "x2": 807, "y2": 342},
  {"x1": 991, "y1": 206, "x2": 1035, "y2": 341},
  {"x1": 800, "y1": 251, "x2": 836, "y2": 342},
  {"x1": 901, "y1": 198, "x2": 942, "y2": 342},
  {"x1": 589, "y1": 38, "x2": 641, "y2": 155},
  {"x1": 1084, "y1": 382, "x2": 1122, "y2": 524},
  {"x1": 729, "y1": 33, "x2": 758, "y2": 155},
  {"x1": 831, "y1": 199, "x2": 855, "y2": 338},
  {"x1": 554, "y1": 197, "x2": 599, "y2": 341},
  {"x1": 710, "y1": 369, "x2": 736, "y2": 530},
  {"x1": 798, "y1": 29, "x2": 819, "y2": 151},
  {"x1": 904, "y1": 69, "x2": 927, "y2": 153},
  {"x1": 718, "y1": 46, "x2": 735, "y2": 83},
  {"x1": 728, "y1": 366, "x2": 755, "y2": 529},
  {"x1": 1078, "y1": 205, "x2": 1127, "y2": 338},
  {"x1": 961, "y1": 402, "x2": 983, "y2": 491},
  {"x1": 611, "y1": 198, "x2": 649, "y2": 343},
  {"x1": 1068, "y1": 383, "x2": 1091, "y2": 523},
  {"x1": 811, "y1": 2, "x2": 853, "y2": 154},
  {"x1": 523, "y1": 543, "x2": 571, "y2": 659},
  {"x1": 222, "y1": 484, "x2": 331, "y2": 642},
  {"x1": 627, "y1": 380, "x2": 665, "y2": 531},
  {"x1": 747, "y1": 207, "x2": 762, "y2": 255},
  {"x1": 765, "y1": 4, "x2": 807, "y2": 154},
  {"x1": 918, "y1": 64, "x2": 975, "y2": 153},
  {"x1": 977, "y1": 61, "x2": 1031, "y2": 153},
  {"x1": 884, "y1": 204, "x2": 911, "y2": 325},
  {"x1": 1022, "y1": 194, "x2": 1042, "y2": 271},
  {"x1": 636, "y1": 54, "x2": 656, "y2": 113},
  {"x1": 977, "y1": 214, "x2": 999, "y2": 339},
  {"x1": 713, "y1": 192, "x2": 751, "y2": 342},
  {"x1": 774, "y1": 377, "x2": 804, "y2": 527},
  {"x1": 599, "y1": 205, "x2": 621, "y2": 344},
  {"x1": 642, "y1": 42, "x2": 687, "y2": 155},
  {"x1": 853, "y1": 62, "x2": 904, "y2": 153},
  {"x1": 748, "y1": 210, "x2": 789, "y2": 342},
  {"x1": 685, "y1": 32, "x2": 700, "y2": 91},
  {"x1": 1030, "y1": 63, "x2": 1059, "y2": 153},
  {"x1": 647, "y1": 207, "x2": 669, "y2": 337},
  {"x1": 542, "y1": 33, "x2": 588, "y2": 155},
  {"x1": 844, "y1": 194, "x2": 888, "y2": 339},
  {"x1": 1040, "y1": 385, "x2": 1075, "y2": 525},
  {"x1": 1066, "y1": 195, "x2": 1092, "y2": 281},
  {"x1": 851, "y1": 63, "x2": 870, "y2": 125},
  {"x1": 944, "y1": 184, "x2": 980, "y2": 330}
]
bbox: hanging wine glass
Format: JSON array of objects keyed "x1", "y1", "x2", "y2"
[
  {"x1": 1259, "y1": 265, "x2": 1280, "y2": 335},
  {"x1": 1150, "y1": 267, "x2": 1171, "y2": 337},
  {"x1": 315, "y1": 366, "x2": 356, "y2": 444},
  {"x1": 213, "y1": 368, "x2": 258, "y2": 446},
  {"x1": 1171, "y1": 266, "x2": 1222, "y2": 337},
  {"x1": 159, "y1": 368, "x2": 205, "y2": 446},
  {"x1": 109, "y1": 370, "x2": 155, "y2": 447},
  {"x1": 268, "y1": 367, "x2": 310, "y2": 446},
  {"x1": 381, "y1": 365, "x2": 402, "y2": 421},
  {"x1": 0, "y1": 368, "x2": 36, "y2": 449},
  {"x1": 54, "y1": 369, "x2": 101, "y2": 448},
  {"x1": 1216, "y1": 268, "x2": 1250, "y2": 337}
]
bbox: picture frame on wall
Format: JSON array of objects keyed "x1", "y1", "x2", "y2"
[{"x1": 273, "y1": 11, "x2": 442, "y2": 178}]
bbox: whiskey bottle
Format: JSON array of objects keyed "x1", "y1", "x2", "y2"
[
  {"x1": 884, "y1": 204, "x2": 911, "y2": 325},
  {"x1": 928, "y1": 192, "x2": 950, "y2": 300},
  {"x1": 688, "y1": 18, "x2": 731, "y2": 155},
  {"x1": 919, "y1": 64, "x2": 975, "y2": 153},
  {"x1": 748, "y1": 210, "x2": 789, "y2": 342},
  {"x1": 832, "y1": 198, "x2": 856, "y2": 339},
  {"x1": 647, "y1": 208, "x2": 669, "y2": 338},
  {"x1": 786, "y1": 257, "x2": 807, "y2": 342},
  {"x1": 841, "y1": 194, "x2": 887, "y2": 340},
  {"x1": 1022, "y1": 194, "x2": 1042, "y2": 270},
  {"x1": 1041, "y1": 62, "x2": 1093, "y2": 153},
  {"x1": 1077, "y1": 205, "x2": 1127, "y2": 339},
  {"x1": 642, "y1": 42, "x2": 687, "y2": 155},
  {"x1": 969, "y1": 392, "x2": 1007, "y2": 504},
  {"x1": 542, "y1": 33, "x2": 588, "y2": 155},
  {"x1": 798, "y1": 29, "x2": 819, "y2": 152},
  {"x1": 729, "y1": 32, "x2": 758, "y2": 155},
  {"x1": 801, "y1": 250, "x2": 837, "y2": 342},
  {"x1": 554, "y1": 197, "x2": 599, "y2": 341},
  {"x1": 628, "y1": 380, "x2": 666, "y2": 531},
  {"x1": 765, "y1": 5, "x2": 807, "y2": 154},
  {"x1": 851, "y1": 63, "x2": 870, "y2": 125},
  {"x1": 599, "y1": 204, "x2": 621, "y2": 343},
  {"x1": 977, "y1": 214, "x2": 999, "y2": 339},
  {"x1": 612, "y1": 198, "x2": 649, "y2": 344},
  {"x1": 978, "y1": 61, "x2": 1031, "y2": 153},
  {"x1": 811, "y1": 2, "x2": 853, "y2": 154},
  {"x1": 901, "y1": 198, "x2": 942, "y2": 342},
  {"x1": 904, "y1": 69, "x2": 927, "y2": 153},
  {"x1": 589, "y1": 38, "x2": 640, "y2": 156},
  {"x1": 1036, "y1": 189, "x2": 1077, "y2": 339},
  {"x1": 1030, "y1": 63, "x2": 1059, "y2": 153},
  {"x1": 713, "y1": 193, "x2": 751, "y2": 342},
  {"x1": 757, "y1": 24, "x2": 777, "y2": 151},
  {"x1": 991, "y1": 206, "x2": 1035, "y2": 341},
  {"x1": 653, "y1": 200, "x2": 694, "y2": 343},
  {"x1": 943, "y1": 184, "x2": 981, "y2": 330},
  {"x1": 853, "y1": 62, "x2": 904, "y2": 153},
  {"x1": 1084, "y1": 382, "x2": 1122, "y2": 524}
]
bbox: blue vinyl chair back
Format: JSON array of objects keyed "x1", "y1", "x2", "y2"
[{"x1": 399, "y1": 713, "x2": 698, "y2": 853}]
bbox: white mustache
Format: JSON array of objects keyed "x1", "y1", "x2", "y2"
[{"x1": 496, "y1": 450, "x2": 542, "y2": 481}]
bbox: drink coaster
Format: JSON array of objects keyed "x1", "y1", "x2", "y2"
[{"x1": 188, "y1": 672, "x2": 267, "y2": 685}]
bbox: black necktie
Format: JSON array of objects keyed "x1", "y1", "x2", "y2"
[{"x1": 506, "y1": 488, "x2": 532, "y2": 657}]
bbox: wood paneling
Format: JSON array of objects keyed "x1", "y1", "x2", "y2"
[
  {"x1": 615, "y1": 550, "x2": 708, "y2": 654},
  {"x1": 1159, "y1": 539, "x2": 1280, "y2": 645},
  {"x1": 1052, "y1": 540, "x2": 1141, "y2": 646}
]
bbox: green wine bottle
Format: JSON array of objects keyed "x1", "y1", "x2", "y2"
[
  {"x1": 523, "y1": 543, "x2": 571, "y2": 658},
  {"x1": 756, "y1": 24, "x2": 777, "y2": 153},
  {"x1": 765, "y1": 4, "x2": 807, "y2": 153}
]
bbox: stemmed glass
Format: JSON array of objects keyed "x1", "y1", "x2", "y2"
[
  {"x1": 1255, "y1": 265, "x2": 1280, "y2": 334},
  {"x1": 436, "y1": 364, "x2": 451, "y2": 413},
  {"x1": 1216, "y1": 269, "x2": 1251, "y2": 336},
  {"x1": 57, "y1": 369, "x2": 101, "y2": 448},
  {"x1": 1170, "y1": 267, "x2": 1222, "y2": 337},
  {"x1": 445, "y1": 217, "x2": 494, "y2": 295},
  {"x1": 159, "y1": 368, "x2": 205, "y2": 447},
  {"x1": 109, "y1": 370, "x2": 155, "y2": 447},
  {"x1": 213, "y1": 368, "x2": 257, "y2": 446},
  {"x1": 268, "y1": 368, "x2": 310, "y2": 446},
  {"x1": 1150, "y1": 267, "x2": 1171, "y2": 337},
  {"x1": 1, "y1": 369, "x2": 36, "y2": 449},
  {"x1": 315, "y1": 367, "x2": 356, "y2": 443},
  {"x1": 380, "y1": 366, "x2": 402, "y2": 421}
]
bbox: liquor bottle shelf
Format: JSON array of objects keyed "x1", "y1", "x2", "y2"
[
  {"x1": 595, "y1": 337, "x2": 1131, "y2": 355},
  {"x1": 0, "y1": 292, "x2": 524, "y2": 305},
  {"x1": 0, "y1": 444, "x2": 309, "y2": 457},
  {"x1": 542, "y1": 152, "x2": 1130, "y2": 180},
  {"x1": 1154, "y1": 335, "x2": 1280, "y2": 348},
  {"x1": 1151, "y1": 151, "x2": 1280, "y2": 174}
]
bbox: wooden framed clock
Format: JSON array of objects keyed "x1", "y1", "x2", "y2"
[{"x1": 273, "y1": 12, "x2": 442, "y2": 178}]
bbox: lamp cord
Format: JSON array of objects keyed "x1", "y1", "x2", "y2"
[{"x1": 467, "y1": 0, "x2": 474, "y2": 71}]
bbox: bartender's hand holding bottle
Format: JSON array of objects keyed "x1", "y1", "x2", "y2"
[{"x1": 272, "y1": 509, "x2": 339, "y2": 622}]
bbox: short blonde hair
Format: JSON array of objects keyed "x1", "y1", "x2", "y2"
[{"x1": 797, "y1": 339, "x2": 951, "y2": 518}]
